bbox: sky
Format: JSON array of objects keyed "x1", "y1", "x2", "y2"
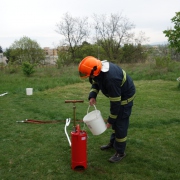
[{"x1": 0, "y1": 0, "x2": 180, "y2": 49}]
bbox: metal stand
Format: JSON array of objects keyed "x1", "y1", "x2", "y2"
[{"x1": 65, "y1": 100, "x2": 84, "y2": 131}]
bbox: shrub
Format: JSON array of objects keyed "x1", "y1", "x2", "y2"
[
  {"x1": 57, "y1": 51, "x2": 72, "y2": 68},
  {"x1": 155, "y1": 55, "x2": 171, "y2": 68},
  {"x1": 155, "y1": 54, "x2": 177, "y2": 72},
  {"x1": 5, "y1": 62, "x2": 19, "y2": 74},
  {"x1": 22, "y1": 61, "x2": 36, "y2": 76}
]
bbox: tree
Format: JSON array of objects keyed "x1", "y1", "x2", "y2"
[
  {"x1": 93, "y1": 13, "x2": 149, "y2": 61},
  {"x1": 93, "y1": 13, "x2": 135, "y2": 61},
  {"x1": 121, "y1": 44, "x2": 148, "y2": 63},
  {"x1": 4, "y1": 48, "x2": 16, "y2": 62},
  {"x1": 9, "y1": 36, "x2": 45, "y2": 64},
  {"x1": 76, "y1": 41, "x2": 100, "y2": 61},
  {"x1": 163, "y1": 12, "x2": 180, "y2": 53},
  {"x1": 56, "y1": 13, "x2": 89, "y2": 62},
  {"x1": 0, "y1": 46, "x2": 3, "y2": 53}
]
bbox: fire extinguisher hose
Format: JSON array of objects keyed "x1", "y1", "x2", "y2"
[{"x1": 16, "y1": 119, "x2": 83, "y2": 124}]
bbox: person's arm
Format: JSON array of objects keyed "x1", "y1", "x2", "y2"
[{"x1": 88, "y1": 79, "x2": 99, "y2": 103}]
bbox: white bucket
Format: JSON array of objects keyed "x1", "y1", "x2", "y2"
[
  {"x1": 26, "y1": 88, "x2": 33, "y2": 95},
  {"x1": 83, "y1": 105, "x2": 107, "y2": 135}
]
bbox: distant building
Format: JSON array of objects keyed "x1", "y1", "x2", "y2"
[
  {"x1": 44, "y1": 47, "x2": 58, "y2": 56},
  {"x1": 43, "y1": 46, "x2": 69, "y2": 56},
  {"x1": 0, "y1": 52, "x2": 8, "y2": 65},
  {"x1": 43, "y1": 46, "x2": 69, "y2": 65},
  {"x1": 43, "y1": 47, "x2": 58, "y2": 65}
]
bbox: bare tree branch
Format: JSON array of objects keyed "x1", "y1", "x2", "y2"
[
  {"x1": 93, "y1": 13, "x2": 135, "y2": 60},
  {"x1": 56, "y1": 13, "x2": 89, "y2": 61}
]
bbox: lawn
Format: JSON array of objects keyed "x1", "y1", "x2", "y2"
[{"x1": 0, "y1": 64, "x2": 180, "y2": 180}]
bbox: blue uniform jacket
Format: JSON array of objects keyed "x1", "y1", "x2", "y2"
[{"x1": 88, "y1": 62, "x2": 136, "y2": 125}]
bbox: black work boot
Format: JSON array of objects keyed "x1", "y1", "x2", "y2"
[
  {"x1": 100, "y1": 143, "x2": 113, "y2": 150},
  {"x1": 108, "y1": 152, "x2": 126, "y2": 163}
]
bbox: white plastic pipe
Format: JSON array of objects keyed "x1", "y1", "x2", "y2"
[
  {"x1": 0, "y1": 92, "x2": 8, "y2": 96},
  {"x1": 64, "y1": 118, "x2": 71, "y2": 147}
]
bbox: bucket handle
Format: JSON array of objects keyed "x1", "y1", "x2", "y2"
[{"x1": 87, "y1": 105, "x2": 98, "y2": 117}]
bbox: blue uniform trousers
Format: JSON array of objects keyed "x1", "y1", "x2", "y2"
[{"x1": 110, "y1": 101, "x2": 133, "y2": 154}]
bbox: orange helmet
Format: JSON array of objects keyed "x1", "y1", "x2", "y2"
[{"x1": 78, "y1": 56, "x2": 102, "y2": 78}]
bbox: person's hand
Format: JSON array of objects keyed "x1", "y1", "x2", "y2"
[
  {"x1": 89, "y1": 98, "x2": 96, "y2": 106},
  {"x1": 106, "y1": 123, "x2": 112, "y2": 128}
]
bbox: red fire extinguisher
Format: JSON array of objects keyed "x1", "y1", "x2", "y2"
[
  {"x1": 65, "y1": 100, "x2": 87, "y2": 170},
  {"x1": 71, "y1": 124, "x2": 87, "y2": 169}
]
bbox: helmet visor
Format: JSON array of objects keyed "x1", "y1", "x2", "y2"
[{"x1": 79, "y1": 71, "x2": 89, "y2": 78}]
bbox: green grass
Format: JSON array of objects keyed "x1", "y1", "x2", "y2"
[
  {"x1": 121, "y1": 62, "x2": 180, "y2": 81},
  {"x1": 0, "y1": 63, "x2": 180, "y2": 180}
]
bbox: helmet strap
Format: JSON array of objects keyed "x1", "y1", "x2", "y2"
[
  {"x1": 89, "y1": 77, "x2": 93, "y2": 84},
  {"x1": 90, "y1": 66, "x2": 97, "y2": 76}
]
